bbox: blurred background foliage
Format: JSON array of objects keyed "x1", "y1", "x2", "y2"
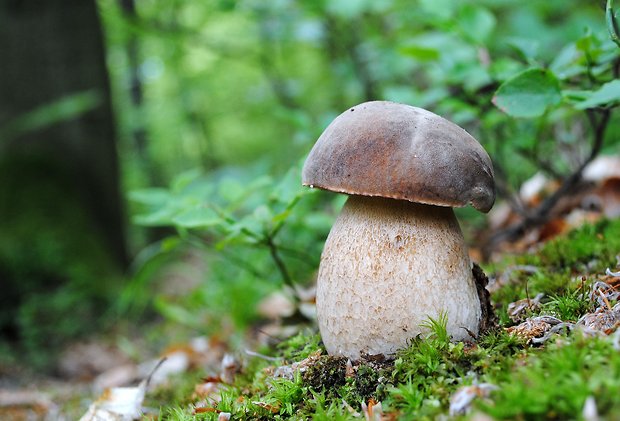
[{"x1": 1, "y1": 0, "x2": 619, "y2": 368}]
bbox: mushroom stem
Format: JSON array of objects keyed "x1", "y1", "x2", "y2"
[{"x1": 316, "y1": 195, "x2": 481, "y2": 360}]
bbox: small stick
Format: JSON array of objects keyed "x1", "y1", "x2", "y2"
[{"x1": 598, "y1": 289, "x2": 613, "y2": 311}]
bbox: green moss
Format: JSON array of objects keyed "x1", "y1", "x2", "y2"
[
  {"x1": 276, "y1": 330, "x2": 324, "y2": 361},
  {"x1": 478, "y1": 335, "x2": 620, "y2": 418},
  {"x1": 520, "y1": 218, "x2": 620, "y2": 272},
  {"x1": 542, "y1": 290, "x2": 594, "y2": 322},
  {"x1": 146, "y1": 370, "x2": 205, "y2": 410},
  {"x1": 302, "y1": 355, "x2": 348, "y2": 391}
]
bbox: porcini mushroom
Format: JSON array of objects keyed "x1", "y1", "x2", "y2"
[{"x1": 302, "y1": 101, "x2": 495, "y2": 360}]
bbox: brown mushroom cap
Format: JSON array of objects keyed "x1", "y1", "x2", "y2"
[{"x1": 302, "y1": 101, "x2": 495, "y2": 213}]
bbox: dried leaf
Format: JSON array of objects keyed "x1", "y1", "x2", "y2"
[
  {"x1": 220, "y1": 354, "x2": 240, "y2": 384},
  {"x1": 506, "y1": 316, "x2": 563, "y2": 343},
  {"x1": 79, "y1": 380, "x2": 146, "y2": 421},
  {"x1": 94, "y1": 364, "x2": 139, "y2": 392},
  {"x1": 272, "y1": 351, "x2": 323, "y2": 380},
  {"x1": 362, "y1": 399, "x2": 382, "y2": 421},
  {"x1": 0, "y1": 390, "x2": 57, "y2": 420},
  {"x1": 578, "y1": 304, "x2": 620, "y2": 333},
  {"x1": 193, "y1": 381, "x2": 223, "y2": 402},
  {"x1": 342, "y1": 399, "x2": 361, "y2": 417},
  {"x1": 140, "y1": 352, "x2": 190, "y2": 388},
  {"x1": 449, "y1": 383, "x2": 498, "y2": 416},
  {"x1": 345, "y1": 359, "x2": 355, "y2": 378},
  {"x1": 252, "y1": 401, "x2": 280, "y2": 413},
  {"x1": 194, "y1": 406, "x2": 219, "y2": 414},
  {"x1": 582, "y1": 396, "x2": 599, "y2": 421},
  {"x1": 507, "y1": 293, "x2": 544, "y2": 322}
]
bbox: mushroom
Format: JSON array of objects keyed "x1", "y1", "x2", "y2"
[{"x1": 302, "y1": 101, "x2": 495, "y2": 360}]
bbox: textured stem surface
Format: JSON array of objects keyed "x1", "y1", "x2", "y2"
[{"x1": 317, "y1": 196, "x2": 481, "y2": 359}]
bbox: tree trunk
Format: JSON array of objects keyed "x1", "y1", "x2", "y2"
[
  {"x1": 0, "y1": 0, "x2": 127, "y2": 266},
  {"x1": 0, "y1": 0, "x2": 127, "y2": 350}
]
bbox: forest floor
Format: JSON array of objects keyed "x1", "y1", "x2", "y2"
[
  {"x1": 138, "y1": 218, "x2": 620, "y2": 420},
  {"x1": 2, "y1": 217, "x2": 618, "y2": 420}
]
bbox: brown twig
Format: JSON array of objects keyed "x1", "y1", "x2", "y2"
[
  {"x1": 486, "y1": 107, "x2": 612, "y2": 251},
  {"x1": 492, "y1": 159, "x2": 529, "y2": 217},
  {"x1": 265, "y1": 235, "x2": 299, "y2": 303}
]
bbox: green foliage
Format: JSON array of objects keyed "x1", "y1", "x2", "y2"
[
  {"x1": 253, "y1": 372, "x2": 307, "y2": 417},
  {"x1": 123, "y1": 162, "x2": 340, "y2": 334},
  {"x1": 97, "y1": 0, "x2": 620, "y2": 193},
  {"x1": 575, "y1": 79, "x2": 620, "y2": 109},
  {"x1": 101, "y1": 0, "x2": 620, "y2": 340},
  {"x1": 492, "y1": 68, "x2": 562, "y2": 118},
  {"x1": 308, "y1": 391, "x2": 358, "y2": 421}
]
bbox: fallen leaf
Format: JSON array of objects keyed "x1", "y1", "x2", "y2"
[
  {"x1": 79, "y1": 380, "x2": 146, "y2": 421},
  {"x1": 362, "y1": 398, "x2": 382, "y2": 421},
  {"x1": 578, "y1": 305, "x2": 620, "y2": 333},
  {"x1": 507, "y1": 293, "x2": 544, "y2": 322},
  {"x1": 582, "y1": 396, "x2": 599, "y2": 421},
  {"x1": 193, "y1": 381, "x2": 223, "y2": 402},
  {"x1": 220, "y1": 354, "x2": 240, "y2": 384},
  {"x1": 506, "y1": 316, "x2": 562, "y2": 343},
  {"x1": 0, "y1": 389, "x2": 57, "y2": 420},
  {"x1": 141, "y1": 351, "x2": 190, "y2": 388},
  {"x1": 252, "y1": 401, "x2": 280, "y2": 413},
  {"x1": 94, "y1": 364, "x2": 139, "y2": 392},
  {"x1": 449, "y1": 383, "x2": 498, "y2": 416}
]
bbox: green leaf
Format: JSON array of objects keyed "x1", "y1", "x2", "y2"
[
  {"x1": 171, "y1": 169, "x2": 202, "y2": 193},
  {"x1": 492, "y1": 68, "x2": 562, "y2": 118},
  {"x1": 128, "y1": 188, "x2": 171, "y2": 206},
  {"x1": 171, "y1": 205, "x2": 222, "y2": 228},
  {"x1": 458, "y1": 5, "x2": 496, "y2": 44},
  {"x1": 562, "y1": 90, "x2": 593, "y2": 102},
  {"x1": 419, "y1": 0, "x2": 456, "y2": 21},
  {"x1": 399, "y1": 45, "x2": 440, "y2": 61},
  {"x1": 153, "y1": 296, "x2": 202, "y2": 328},
  {"x1": 550, "y1": 43, "x2": 585, "y2": 80},
  {"x1": 575, "y1": 30, "x2": 605, "y2": 57},
  {"x1": 133, "y1": 207, "x2": 177, "y2": 226},
  {"x1": 507, "y1": 37, "x2": 540, "y2": 62},
  {"x1": 271, "y1": 167, "x2": 304, "y2": 205},
  {"x1": 607, "y1": 0, "x2": 620, "y2": 47},
  {"x1": 574, "y1": 79, "x2": 620, "y2": 109}
]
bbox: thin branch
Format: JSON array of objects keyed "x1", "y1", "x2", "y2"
[
  {"x1": 486, "y1": 108, "x2": 612, "y2": 251},
  {"x1": 346, "y1": 21, "x2": 379, "y2": 101},
  {"x1": 265, "y1": 235, "x2": 299, "y2": 302},
  {"x1": 515, "y1": 147, "x2": 563, "y2": 179},
  {"x1": 277, "y1": 245, "x2": 319, "y2": 266},
  {"x1": 323, "y1": 15, "x2": 378, "y2": 102},
  {"x1": 607, "y1": 0, "x2": 620, "y2": 48},
  {"x1": 492, "y1": 159, "x2": 529, "y2": 217},
  {"x1": 118, "y1": 0, "x2": 162, "y2": 186},
  {"x1": 256, "y1": 14, "x2": 301, "y2": 111},
  {"x1": 219, "y1": 249, "x2": 267, "y2": 279}
]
